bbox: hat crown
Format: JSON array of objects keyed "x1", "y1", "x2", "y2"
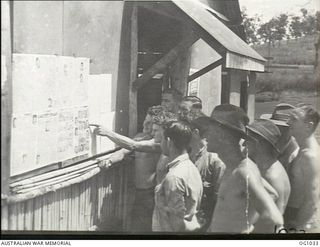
[
  {"x1": 248, "y1": 119, "x2": 281, "y2": 151},
  {"x1": 210, "y1": 104, "x2": 249, "y2": 135}
]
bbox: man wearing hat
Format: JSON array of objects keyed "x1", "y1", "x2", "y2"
[
  {"x1": 198, "y1": 104, "x2": 283, "y2": 233},
  {"x1": 260, "y1": 103, "x2": 299, "y2": 171},
  {"x1": 284, "y1": 105, "x2": 320, "y2": 233},
  {"x1": 246, "y1": 119, "x2": 291, "y2": 233}
]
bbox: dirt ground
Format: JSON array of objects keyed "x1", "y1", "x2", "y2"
[{"x1": 255, "y1": 90, "x2": 320, "y2": 142}]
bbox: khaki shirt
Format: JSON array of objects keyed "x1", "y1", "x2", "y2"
[{"x1": 152, "y1": 154, "x2": 203, "y2": 232}]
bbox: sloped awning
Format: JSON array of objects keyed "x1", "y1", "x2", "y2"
[{"x1": 172, "y1": 0, "x2": 266, "y2": 72}]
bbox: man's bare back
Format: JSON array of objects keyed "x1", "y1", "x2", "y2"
[
  {"x1": 209, "y1": 158, "x2": 283, "y2": 233},
  {"x1": 286, "y1": 145, "x2": 320, "y2": 231},
  {"x1": 254, "y1": 161, "x2": 291, "y2": 233}
]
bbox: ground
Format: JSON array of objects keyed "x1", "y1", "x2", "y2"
[{"x1": 255, "y1": 90, "x2": 320, "y2": 142}]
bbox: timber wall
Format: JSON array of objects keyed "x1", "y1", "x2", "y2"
[
  {"x1": 1, "y1": 1, "x2": 135, "y2": 232},
  {"x1": 2, "y1": 161, "x2": 135, "y2": 231}
]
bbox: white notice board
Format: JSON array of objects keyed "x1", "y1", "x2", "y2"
[{"x1": 11, "y1": 54, "x2": 91, "y2": 176}]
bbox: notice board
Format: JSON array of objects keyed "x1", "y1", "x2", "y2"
[{"x1": 11, "y1": 54, "x2": 114, "y2": 176}]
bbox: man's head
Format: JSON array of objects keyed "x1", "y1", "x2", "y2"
[
  {"x1": 178, "y1": 96, "x2": 204, "y2": 122},
  {"x1": 195, "y1": 104, "x2": 249, "y2": 154},
  {"x1": 246, "y1": 119, "x2": 281, "y2": 160},
  {"x1": 148, "y1": 105, "x2": 178, "y2": 143},
  {"x1": 161, "y1": 88, "x2": 183, "y2": 113},
  {"x1": 161, "y1": 120, "x2": 192, "y2": 156},
  {"x1": 260, "y1": 103, "x2": 296, "y2": 153},
  {"x1": 190, "y1": 116, "x2": 210, "y2": 147},
  {"x1": 288, "y1": 105, "x2": 320, "y2": 139},
  {"x1": 143, "y1": 105, "x2": 163, "y2": 135}
]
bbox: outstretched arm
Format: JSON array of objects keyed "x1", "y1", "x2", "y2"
[
  {"x1": 93, "y1": 125, "x2": 161, "y2": 153},
  {"x1": 99, "y1": 148, "x2": 132, "y2": 169}
]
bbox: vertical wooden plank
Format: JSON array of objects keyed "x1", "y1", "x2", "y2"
[
  {"x1": 41, "y1": 195, "x2": 48, "y2": 230},
  {"x1": 90, "y1": 178, "x2": 99, "y2": 226},
  {"x1": 79, "y1": 181, "x2": 85, "y2": 230},
  {"x1": 33, "y1": 197, "x2": 42, "y2": 230},
  {"x1": 59, "y1": 188, "x2": 66, "y2": 231},
  {"x1": 8, "y1": 203, "x2": 18, "y2": 230},
  {"x1": 52, "y1": 191, "x2": 59, "y2": 231},
  {"x1": 75, "y1": 185, "x2": 80, "y2": 231},
  {"x1": 128, "y1": 4, "x2": 138, "y2": 137},
  {"x1": 24, "y1": 199, "x2": 33, "y2": 230},
  {"x1": 247, "y1": 72, "x2": 256, "y2": 123},
  {"x1": 70, "y1": 185, "x2": 75, "y2": 230},
  {"x1": 169, "y1": 30, "x2": 191, "y2": 95},
  {"x1": 115, "y1": 1, "x2": 133, "y2": 136},
  {"x1": 84, "y1": 179, "x2": 91, "y2": 229},
  {"x1": 1, "y1": 0, "x2": 12, "y2": 200},
  {"x1": 17, "y1": 202, "x2": 25, "y2": 230},
  {"x1": 1, "y1": 203, "x2": 9, "y2": 230},
  {"x1": 61, "y1": 186, "x2": 69, "y2": 231},
  {"x1": 47, "y1": 193, "x2": 53, "y2": 230}
]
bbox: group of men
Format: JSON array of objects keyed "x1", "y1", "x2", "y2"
[{"x1": 93, "y1": 88, "x2": 320, "y2": 234}]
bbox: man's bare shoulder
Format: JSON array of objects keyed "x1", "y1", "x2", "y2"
[
  {"x1": 298, "y1": 149, "x2": 320, "y2": 174},
  {"x1": 232, "y1": 159, "x2": 260, "y2": 184}
]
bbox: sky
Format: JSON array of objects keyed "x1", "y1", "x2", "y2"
[{"x1": 239, "y1": 0, "x2": 320, "y2": 21}]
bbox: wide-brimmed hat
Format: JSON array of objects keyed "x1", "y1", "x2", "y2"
[
  {"x1": 208, "y1": 104, "x2": 250, "y2": 138},
  {"x1": 260, "y1": 103, "x2": 296, "y2": 127},
  {"x1": 247, "y1": 119, "x2": 281, "y2": 152}
]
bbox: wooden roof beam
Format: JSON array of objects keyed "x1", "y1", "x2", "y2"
[
  {"x1": 132, "y1": 33, "x2": 199, "y2": 90},
  {"x1": 187, "y1": 58, "x2": 223, "y2": 82}
]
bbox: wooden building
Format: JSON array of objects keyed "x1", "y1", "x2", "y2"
[{"x1": 1, "y1": 0, "x2": 265, "y2": 232}]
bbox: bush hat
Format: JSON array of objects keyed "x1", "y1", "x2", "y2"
[
  {"x1": 260, "y1": 103, "x2": 295, "y2": 127},
  {"x1": 247, "y1": 119, "x2": 281, "y2": 152},
  {"x1": 208, "y1": 104, "x2": 250, "y2": 138}
]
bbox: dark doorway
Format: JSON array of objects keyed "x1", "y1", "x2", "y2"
[{"x1": 136, "y1": 7, "x2": 184, "y2": 132}]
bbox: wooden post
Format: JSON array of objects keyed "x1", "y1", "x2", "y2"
[
  {"x1": 169, "y1": 28, "x2": 192, "y2": 95},
  {"x1": 132, "y1": 33, "x2": 199, "y2": 90},
  {"x1": 128, "y1": 4, "x2": 138, "y2": 137},
  {"x1": 1, "y1": 0, "x2": 12, "y2": 202}
]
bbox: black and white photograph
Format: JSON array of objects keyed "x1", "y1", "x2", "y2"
[{"x1": 1, "y1": 0, "x2": 320, "y2": 239}]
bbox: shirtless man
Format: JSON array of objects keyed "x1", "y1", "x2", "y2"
[
  {"x1": 161, "y1": 87, "x2": 183, "y2": 114},
  {"x1": 95, "y1": 106, "x2": 176, "y2": 184},
  {"x1": 189, "y1": 117, "x2": 226, "y2": 231},
  {"x1": 284, "y1": 105, "x2": 320, "y2": 233},
  {"x1": 198, "y1": 104, "x2": 283, "y2": 233},
  {"x1": 261, "y1": 103, "x2": 299, "y2": 171},
  {"x1": 246, "y1": 119, "x2": 291, "y2": 233},
  {"x1": 178, "y1": 96, "x2": 206, "y2": 122},
  {"x1": 96, "y1": 106, "x2": 162, "y2": 232}
]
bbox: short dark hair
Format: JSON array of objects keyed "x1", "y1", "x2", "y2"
[
  {"x1": 190, "y1": 116, "x2": 211, "y2": 137},
  {"x1": 163, "y1": 120, "x2": 192, "y2": 151},
  {"x1": 300, "y1": 105, "x2": 320, "y2": 131},
  {"x1": 162, "y1": 87, "x2": 183, "y2": 102}
]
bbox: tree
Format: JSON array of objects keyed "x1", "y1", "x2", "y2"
[
  {"x1": 300, "y1": 9, "x2": 316, "y2": 35},
  {"x1": 257, "y1": 19, "x2": 277, "y2": 45},
  {"x1": 274, "y1": 14, "x2": 289, "y2": 45},
  {"x1": 289, "y1": 15, "x2": 303, "y2": 39},
  {"x1": 241, "y1": 7, "x2": 261, "y2": 44}
]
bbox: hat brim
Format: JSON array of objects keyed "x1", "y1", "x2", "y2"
[
  {"x1": 206, "y1": 116, "x2": 251, "y2": 139},
  {"x1": 259, "y1": 114, "x2": 289, "y2": 127},
  {"x1": 246, "y1": 126, "x2": 280, "y2": 153}
]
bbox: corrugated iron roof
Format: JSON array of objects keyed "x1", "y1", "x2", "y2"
[{"x1": 172, "y1": 0, "x2": 266, "y2": 63}]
